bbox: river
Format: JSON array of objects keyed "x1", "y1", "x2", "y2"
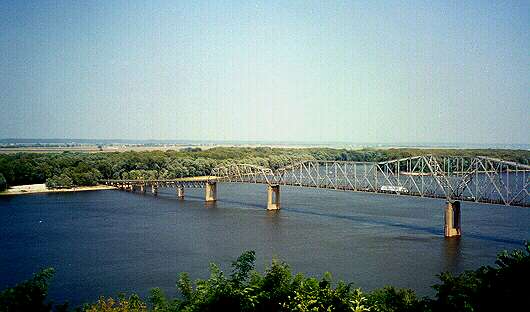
[{"x1": 1, "y1": 184, "x2": 529, "y2": 307}]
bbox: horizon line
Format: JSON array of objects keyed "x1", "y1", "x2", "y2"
[{"x1": 1, "y1": 138, "x2": 529, "y2": 147}]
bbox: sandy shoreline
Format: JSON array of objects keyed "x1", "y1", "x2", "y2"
[{"x1": 0, "y1": 184, "x2": 116, "y2": 196}]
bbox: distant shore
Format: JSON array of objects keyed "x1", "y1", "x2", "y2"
[
  {"x1": 0, "y1": 184, "x2": 116, "y2": 196},
  {"x1": 2, "y1": 142, "x2": 529, "y2": 154}
]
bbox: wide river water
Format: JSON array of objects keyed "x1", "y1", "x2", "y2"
[{"x1": 1, "y1": 184, "x2": 529, "y2": 307}]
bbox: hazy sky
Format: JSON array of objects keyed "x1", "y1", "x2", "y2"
[{"x1": 1, "y1": 0, "x2": 528, "y2": 144}]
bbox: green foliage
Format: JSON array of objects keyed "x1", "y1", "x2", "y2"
[
  {"x1": 254, "y1": 257, "x2": 294, "y2": 310},
  {"x1": 367, "y1": 287, "x2": 422, "y2": 312},
  {"x1": 281, "y1": 276, "x2": 370, "y2": 312},
  {"x1": 122, "y1": 170, "x2": 159, "y2": 180},
  {"x1": 149, "y1": 288, "x2": 178, "y2": 312},
  {"x1": 46, "y1": 173, "x2": 74, "y2": 189},
  {"x1": 82, "y1": 294, "x2": 147, "y2": 312},
  {"x1": 0, "y1": 172, "x2": 6, "y2": 191},
  {"x1": 231, "y1": 250, "x2": 257, "y2": 287},
  {"x1": 64, "y1": 163, "x2": 102, "y2": 186},
  {"x1": 170, "y1": 252, "x2": 372, "y2": 312},
  {"x1": 0, "y1": 268, "x2": 67, "y2": 312},
  {"x1": 1, "y1": 147, "x2": 528, "y2": 188}
]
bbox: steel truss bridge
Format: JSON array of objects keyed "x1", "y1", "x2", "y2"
[
  {"x1": 106, "y1": 155, "x2": 529, "y2": 237},
  {"x1": 213, "y1": 155, "x2": 530, "y2": 208}
]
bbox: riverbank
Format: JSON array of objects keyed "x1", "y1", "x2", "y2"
[{"x1": 0, "y1": 184, "x2": 116, "y2": 196}]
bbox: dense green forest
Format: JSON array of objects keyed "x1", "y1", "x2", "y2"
[
  {"x1": 0, "y1": 147, "x2": 529, "y2": 189},
  {"x1": 1, "y1": 242, "x2": 528, "y2": 312}
]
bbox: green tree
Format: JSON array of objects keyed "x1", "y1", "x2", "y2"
[
  {"x1": 0, "y1": 172, "x2": 6, "y2": 191},
  {"x1": 46, "y1": 173, "x2": 74, "y2": 189},
  {"x1": 0, "y1": 268, "x2": 67, "y2": 312},
  {"x1": 367, "y1": 286, "x2": 422, "y2": 312},
  {"x1": 83, "y1": 294, "x2": 147, "y2": 312}
]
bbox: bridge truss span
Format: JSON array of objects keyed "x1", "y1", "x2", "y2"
[
  {"x1": 211, "y1": 164, "x2": 274, "y2": 184},
  {"x1": 213, "y1": 156, "x2": 530, "y2": 208}
]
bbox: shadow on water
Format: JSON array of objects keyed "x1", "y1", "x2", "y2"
[
  {"x1": 285, "y1": 207, "x2": 443, "y2": 236},
  {"x1": 284, "y1": 208, "x2": 525, "y2": 246},
  {"x1": 463, "y1": 234, "x2": 524, "y2": 246}
]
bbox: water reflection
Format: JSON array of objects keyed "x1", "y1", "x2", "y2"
[
  {"x1": 442, "y1": 237, "x2": 462, "y2": 272},
  {"x1": 204, "y1": 201, "x2": 217, "y2": 209}
]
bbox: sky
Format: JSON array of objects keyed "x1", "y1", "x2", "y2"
[{"x1": 1, "y1": 0, "x2": 528, "y2": 144}]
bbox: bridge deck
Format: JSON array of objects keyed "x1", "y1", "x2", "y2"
[{"x1": 105, "y1": 176, "x2": 217, "y2": 183}]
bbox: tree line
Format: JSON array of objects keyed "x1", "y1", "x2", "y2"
[
  {"x1": 0, "y1": 147, "x2": 528, "y2": 189},
  {"x1": 1, "y1": 242, "x2": 528, "y2": 312}
]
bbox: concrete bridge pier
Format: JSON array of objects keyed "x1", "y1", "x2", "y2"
[
  {"x1": 205, "y1": 182, "x2": 217, "y2": 202},
  {"x1": 177, "y1": 186, "x2": 185, "y2": 199},
  {"x1": 445, "y1": 201, "x2": 461, "y2": 237},
  {"x1": 267, "y1": 185, "x2": 280, "y2": 210},
  {"x1": 140, "y1": 184, "x2": 145, "y2": 193},
  {"x1": 152, "y1": 184, "x2": 158, "y2": 196}
]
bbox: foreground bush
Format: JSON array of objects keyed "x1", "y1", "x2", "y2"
[
  {"x1": 366, "y1": 287, "x2": 423, "y2": 312},
  {"x1": 83, "y1": 295, "x2": 147, "y2": 312},
  {"x1": 1, "y1": 242, "x2": 528, "y2": 311},
  {"x1": 0, "y1": 268, "x2": 67, "y2": 312}
]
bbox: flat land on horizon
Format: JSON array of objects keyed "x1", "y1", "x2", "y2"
[
  {"x1": 3, "y1": 143, "x2": 528, "y2": 154},
  {"x1": 0, "y1": 144, "x2": 351, "y2": 154}
]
